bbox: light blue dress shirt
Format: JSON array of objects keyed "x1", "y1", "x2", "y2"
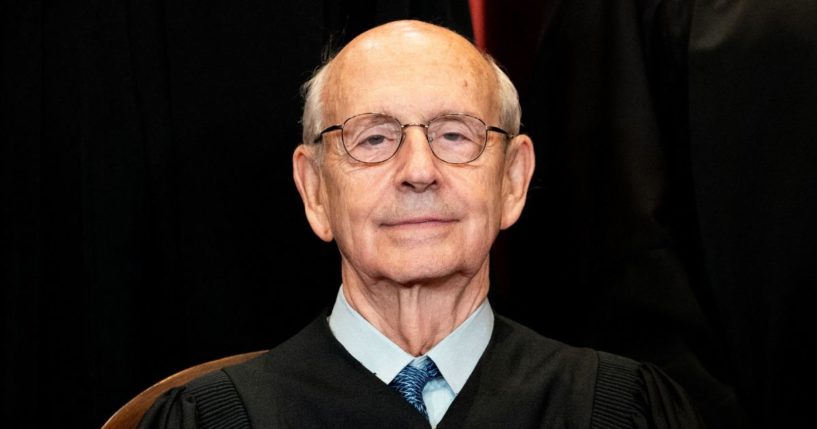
[{"x1": 328, "y1": 286, "x2": 494, "y2": 428}]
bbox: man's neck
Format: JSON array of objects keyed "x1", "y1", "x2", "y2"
[{"x1": 341, "y1": 263, "x2": 490, "y2": 356}]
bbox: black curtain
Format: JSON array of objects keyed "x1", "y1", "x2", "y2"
[
  {"x1": 4, "y1": 1, "x2": 815, "y2": 428},
  {"x1": 686, "y1": 1, "x2": 817, "y2": 426},
  {"x1": 494, "y1": 0, "x2": 749, "y2": 426},
  {"x1": 487, "y1": 0, "x2": 815, "y2": 428}
]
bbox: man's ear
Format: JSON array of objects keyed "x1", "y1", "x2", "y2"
[
  {"x1": 293, "y1": 145, "x2": 334, "y2": 242},
  {"x1": 500, "y1": 134, "x2": 536, "y2": 230}
]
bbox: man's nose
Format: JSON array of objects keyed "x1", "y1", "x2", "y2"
[{"x1": 394, "y1": 126, "x2": 440, "y2": 192}]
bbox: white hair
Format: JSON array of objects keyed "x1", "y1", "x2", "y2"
[
  {"x1": 300, "y1": 60, "x2": 333, "y2": 149},
  {"x1": 300, "y1": 52, "x2": 521, "y2": 150},
  {"x1": 487, "y1": 54, "x2": 522, "y2": 136}
]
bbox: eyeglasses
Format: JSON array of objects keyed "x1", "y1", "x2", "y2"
[{"x1": 313, "y1": 113, "x2": 512, "y2": 164}]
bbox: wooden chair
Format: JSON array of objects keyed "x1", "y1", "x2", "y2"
[{"x1": 102, "y1": 350, "x2": 267, "y2": 429}]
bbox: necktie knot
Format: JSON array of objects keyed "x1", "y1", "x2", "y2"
[{"x1": 388, "y1": 358, "x2": 441, "y2": 418}]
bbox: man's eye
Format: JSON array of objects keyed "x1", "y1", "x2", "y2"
[
  {"x1": 441, "y1": 132, "x2": 468, "y2": 142},
  {"x1": 363, "y1": 135, "x2": 387, "y2": 146}
]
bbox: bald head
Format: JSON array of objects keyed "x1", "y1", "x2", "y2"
[
  {"x1": 326, "y1": 21, "x2": 496, "y2": 118},
  {"x1": 301, "y1": 20, "x2": 520, "y2": 147},
  {"x1": 333, "y1": 20, "x2": 490, "y2": 74}
]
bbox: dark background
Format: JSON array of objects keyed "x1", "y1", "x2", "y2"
[{"x1": 2, "y1": 0, "x2": 815, "y2": 427}]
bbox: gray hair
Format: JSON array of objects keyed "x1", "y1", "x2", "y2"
[
  {"x1": 487, "y1": 54, "x2": 522, "y2": 137},
  {"x1": 300, "y1": 53, "x2": 521, "y2": 148},
  {"x1": 300, "y1": 59, "x2": 333, "y2": 149}
]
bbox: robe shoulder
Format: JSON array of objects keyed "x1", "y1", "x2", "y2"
[{"x1": 138, "y1": 314, "x2": 706, "y2": 428}]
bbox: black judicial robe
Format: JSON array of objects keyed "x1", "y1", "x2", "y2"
[{"x1": 140, "y1": 313, "x2": 704, "y2": 428}]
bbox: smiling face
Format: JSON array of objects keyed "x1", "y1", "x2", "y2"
[{"x1": 293, "y1": 21, "x2": 533, "y2": 288}]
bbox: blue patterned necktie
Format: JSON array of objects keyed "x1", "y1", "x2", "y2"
[{"x1": 388, "y1": 357, "x2": 441, "y2": 419}]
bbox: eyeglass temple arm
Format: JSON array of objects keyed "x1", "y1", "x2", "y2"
[
  {"x1": 313, "y1": 125, "x2": 343, "y2": 144},
  {"x1": 487, "y1": 126, "x2": 513, "y2": 139}
]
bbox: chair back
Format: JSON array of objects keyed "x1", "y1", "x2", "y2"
[{"x1": 101, "y1": 350, "x2": 266, "y2": 429}]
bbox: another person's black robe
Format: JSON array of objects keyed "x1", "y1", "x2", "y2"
[{"x1": 140, "y1": 313, "x2": 705, "y2": 428}]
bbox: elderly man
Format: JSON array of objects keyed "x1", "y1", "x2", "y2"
[{"x1": 140, "y1": 20, "x2": 703, "y2": 428}]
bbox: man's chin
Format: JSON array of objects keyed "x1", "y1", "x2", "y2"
[{"x1": 376, "y1": 263, "x2": 464, "y2": 287}]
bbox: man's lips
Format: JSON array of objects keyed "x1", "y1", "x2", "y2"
[{"x1": 380, "y1": 217, "x2": 457, "y2": 227}]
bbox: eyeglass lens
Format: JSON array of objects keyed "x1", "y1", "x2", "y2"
[{"x1": 341, "y1": 114, "x2": 487, "y2": 164}]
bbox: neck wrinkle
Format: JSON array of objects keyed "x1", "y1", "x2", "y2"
[{"x1": 341, "y1": 261, "x2": 490, "y2": 356}]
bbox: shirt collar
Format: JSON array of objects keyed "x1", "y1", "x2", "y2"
[{"x1": 328, "y1": 286, "x2": 494, "y2": 394}]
